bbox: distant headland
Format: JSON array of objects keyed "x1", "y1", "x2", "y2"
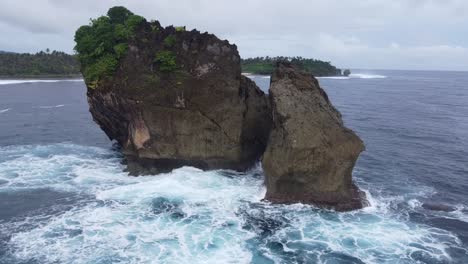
[
  {"x1": 0, "y1": 50, "x2": 81, "y2": 78},
  {"x1": 241, "y1": 56, "x2": 351, "y2": 77}
]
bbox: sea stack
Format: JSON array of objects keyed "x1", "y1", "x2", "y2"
[
  {"x1": 262, "y1": 62, "x2": 367, "y2": 211},
  {"x1": 80, "y1": 10, "x2": 271, "y2": 175},
  {"x1": 77, "y1": 7, "x2": 366, "y2": 211}
]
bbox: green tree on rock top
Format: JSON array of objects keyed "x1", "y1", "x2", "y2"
[{"x1": 74, "y1": 6, "x2": 145, "y2": 89}]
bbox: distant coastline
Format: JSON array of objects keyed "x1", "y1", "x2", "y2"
[
  {"x1": 1, "y1": 51, "x2": 352, "y2": 79},
  {"x1": 0, "y1": 50, "x2": 80, "y2": 78},
  {"x1": 0, "y1": 74, "x2": 82, "y2": 79},
  {"x1": 241, "y1": 57, "x2": 350, "y2": 77}
]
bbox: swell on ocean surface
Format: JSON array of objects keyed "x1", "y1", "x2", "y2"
[
  {"x1": 0, "y1": 143, "x2": 466, "y2": 264},
  {"x1": 38, "y1": 104, "x2": 65, "y2": 109},
  {"x1": 0, "y1": 79, "x2": 83, "y2": 86},
  {"x1": 1, "y1": 70, "x2": 467, "y2": 263},
  {"x1": 318, "y1": 74, "x2": 387, "y2": 80},
  {"x1": 244, "y1": 73, "x2": 388, "y2": 81}
]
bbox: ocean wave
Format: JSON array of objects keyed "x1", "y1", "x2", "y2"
[
  {"x1": 0, "y1": 143, "x2": 127, "y2": 193},
  {"x1": 0, "y1": 143, "x2": 465, "y2": 263},
  {"x1": 349, "y1": 73, "x2": 387, "y2": 79},
  {"x1": 0, "y1": 108, "x2": 11, "y2": 113},
  {"x1": 245, "y1": 74, "x2": 270, "y2": 79},
  {"x1": 38, "y1": 104, "x2": 65, "y2": 109},
  {"x1": 446, "y1": 205, "x2": 468, "y2": 223},
  {"x1": 406, "y1": 197, "x2": 468, "y2": 223},
  {"x1": 0, "y1": 79, "x2": 83, "y2": 85},
  {"x1": 318, "y1": 74, "x2": 387, "y2": 80},
  {"x1": 246, "y1": 74, "x2": 388, "y2": 81},
  {"x1": 317, "y1": 76, "x2": 350, "y2": 80}
]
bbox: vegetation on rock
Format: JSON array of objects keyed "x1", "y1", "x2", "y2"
[
  {"x1": 154, "y1": 51, "x2": 178, "y2": 72},
  {"x1": 241, "y1": 56, "x2": 347, "y2": 77},
  {"x1": 163, "y1": 35, "x2": 177, "y2": 48},
  {"x1": 0, "y1": 50, "x2": 79, "y2": 77},
  {"x1": 74, "y1": 6, "x2": 145, "y2": 88},
  {"x1": 175, "y1": 26, "x2": 186, "y2": 32}
]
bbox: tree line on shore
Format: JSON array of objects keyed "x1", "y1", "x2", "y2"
[
  {"x1": 241, "y1": 56, "x2": 350, "y2": 77},
  {"x1": 0, "y1": 50, "x2": 80, "y2": 77},
  {"x1": 0, "y1": 50, "x2": 350, "y2": 78}
]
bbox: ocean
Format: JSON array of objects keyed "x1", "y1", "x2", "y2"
[{"x1": 0, "y1": 70, "x2": 467, "y2": 263}]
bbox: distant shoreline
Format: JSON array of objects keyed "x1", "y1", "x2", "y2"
[{"x1": 0, "y1": 74, "x2": 82, "y2": 79}]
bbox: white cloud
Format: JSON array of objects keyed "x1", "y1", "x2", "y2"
[
  {"x1": 0, "y1": 0, "x2": 467, "y2": 70},
  {"x1": 311, "y1": 34, "x2": 468, "y2": 70}
]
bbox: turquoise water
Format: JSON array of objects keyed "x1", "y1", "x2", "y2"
[{"x1": 0, "y1": 71, "x2": 467, "y2": 263}]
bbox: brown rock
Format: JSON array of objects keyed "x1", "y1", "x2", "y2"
[
  {"x1": 86, "y1": 22, "x2": 271, "y2": 175},
  {"x1": 422, "y1": 202, "x2": 456, "y2": 212},
  {"x1": 262, "y1": 62, "x2": 367, "y2": 211}
]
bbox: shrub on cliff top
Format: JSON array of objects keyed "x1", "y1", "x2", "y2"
[
  {"x1": 175, "y1": 26, "x2": 186, "y2": 32},
  {"x1": 74, "y1": 6, "x2": 145, "y2": 88}
]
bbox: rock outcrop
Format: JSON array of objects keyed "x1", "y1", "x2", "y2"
[
  {"x1": 262, "y1": 62, "x2": 366, "y2": 211},
  {"x1": 422, "y1": 202, "x2": 456, "y2": 212},
  {"x1": 80, "y1": 7, "x2": 367, "y2": 211},
  {"x1": 86, "y1": 21, "x2": 271, "y2": 175}
]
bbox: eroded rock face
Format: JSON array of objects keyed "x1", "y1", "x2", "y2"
[
  {"x1": 262, "y1": 62, "x2": 367, "y2": 211},
  {"x1": 87, "y1": 22, "x2": 271, "y2": 175}
]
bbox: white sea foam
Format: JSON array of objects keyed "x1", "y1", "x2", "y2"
[
  {"x1": 244, "y1": 74, "x2": 270, "y2": 79},
  {"x1": 407, "y1": 198, "x2": 423, "y2": 209},
  {"x1": 0, "y1": 79, "x2": 83, "y2": 85},
  {"x1": 246, "y1": 73, "x2": 387, "y2": 81},
  {"x1": 0, "y1": 108, "x2": 11, "y2": 113},
  {"x1": 0, "y1": 143, "x2": 464, "y2": 263},
  {"x1": 445, "y1": 205, "x2": 468, "y2": 223},
  {"x1": 38, "y1": 104, "x2": 65, "y2": 109},
  {"x1": 317, "y1": 76, "x2": 350, "y2": 80},
  {"x1": 349, "y1": 73, "x2": 387, "y2": 79},
  {"x1": 318, "y1": 74, "x2": 387, "y2": 80}
]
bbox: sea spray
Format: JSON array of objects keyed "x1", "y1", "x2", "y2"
[{"x1": 0, "y1": 143, "x2": 463, "y2": 263}]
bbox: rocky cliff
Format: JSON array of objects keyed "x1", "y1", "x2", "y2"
[
  {"x1": 262, "y1": 62, "x2": 367, "y2": 211},
  {"x1": 82, "y1": 12, "x2": 271, "y2": 175},
  {"x1": 77, "y1": 7, "x2": 366, "y2": 211}
]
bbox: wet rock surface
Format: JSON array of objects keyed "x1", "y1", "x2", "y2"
[
  {"x1": 422, "y1": 202, "x2": 456, "y2": 212},
  {"x1": 86, "y1": 21, "x2": 271, "y2": 175},
  {"x1": 262, "y1": 62, "x2": 367, "y2": 211},
  {"x1": 84, "y1": 20, "x2": 366, "y2": 211}
]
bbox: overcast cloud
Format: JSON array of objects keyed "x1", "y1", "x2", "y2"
[{"x1": 0, "y1": 0, "x2": 467, "y2": 70}]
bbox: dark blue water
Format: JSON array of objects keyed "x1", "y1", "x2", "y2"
[{"x1": 0, "y1": 72, "x2": 467, "y2": 263}]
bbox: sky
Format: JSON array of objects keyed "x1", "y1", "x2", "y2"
[{"x1": 0, "y1": 0, "x2": 467, "y2": 71}]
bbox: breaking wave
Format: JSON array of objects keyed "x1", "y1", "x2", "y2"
[
  {"x1": 317, "y1": 76, "x2": 350, "y2": 80},
  {"x1": 0, "y1": 143, "x2": 465, "y2": 264},
  {"x1": 247, "y1": 74, "x2": 388, "y2": 81},
  {"x1": 349, "y1": 73, "x2": 387, "y2": 79},
  {"x1": 0, "y1": 108, "x2": 11, "y2": 114},
  {"x1": 318, "y1": 74, "x2": 387, "y2": 80},
  {"x1": 38, "y1": 104, "x2": 65, "y2": 109},
  {"x1": 0, "y1": 79, "x2": 83, "y2": 86}
]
